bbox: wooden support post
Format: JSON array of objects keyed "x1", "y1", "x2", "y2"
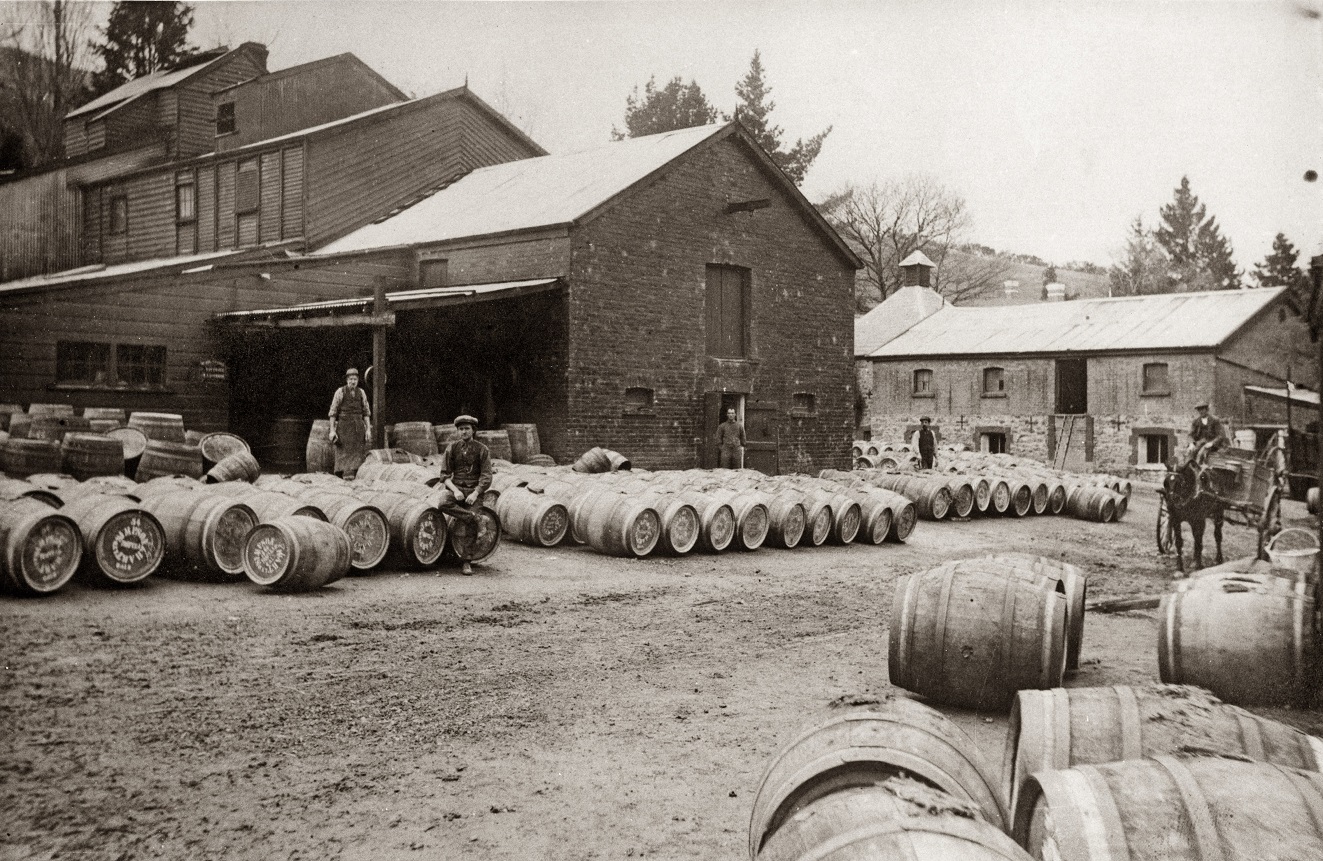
[
  {"x1": 1311, "y1": 255, "x2": 1323, "y2": 554},
  {"x1": 372, "y1": 279, "x2": 388, "y2": 449}
]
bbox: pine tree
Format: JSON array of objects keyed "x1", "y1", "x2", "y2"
[
  {"x1": 1252, "y1": 232, "x2": 1309, "y2": 311},
  {"x1": 90, "y1": 1, "x2": 195, "y2": 96},
  {"x1": 1109, "y1": 217, "x2": 1170, "y2": 296},
  {"x1": 611, "y1": 76, "x2": 718, "y2": 141},
  {"x1": 1154, "y1": 176, "x2": 1241, "y2": 290},
  {"x1": 730, "y1": 50, "x2": 830, "y2": 185}
]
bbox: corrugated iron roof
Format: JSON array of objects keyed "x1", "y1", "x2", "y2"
[
  {"x1": 0, "y1": 249, "x2": 248, "y2": 295},
  {"x1": 854, "y1": 286, "x2": 945, "y2": 356},
  {"x1": 213, "y1": 278, "x2": 562, "y2": 323},
  {"x1": 317, "y1": 124, "x2": 728, "y2": 255},
  {"x1": 868, "y1": 287, "x2": 1287, "y2": 358},
  {"x1": 67, "y1": 48, "x2": 234, "y2": 119},
  {"x1": 1244, "y1": 384, "x2": 1320, "y2": 406}
]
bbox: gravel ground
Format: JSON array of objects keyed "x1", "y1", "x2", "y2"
[{"x1": 3, "y1": 482, "x2": 1320, "y2": 861}]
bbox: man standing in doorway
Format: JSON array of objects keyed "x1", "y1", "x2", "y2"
[
  {"x1": 915, "y1": 416, "x2": 937, "y2": 470},
  {"x1": 438, "y1": 414, "x2": 492, "y2": 575},
  {"x1": 716, "y1": 407, "x2": 746, "y2": 469},
  {"x1": 328, "y1": 367, "x2": 372, "y2": 479}
]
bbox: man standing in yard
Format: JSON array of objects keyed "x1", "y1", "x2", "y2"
[
  {"x1": 438, "y1": 414, "x2": 492, "y2": 575},
  {"x1": 914, "y1": 416, "x2": 937, "y2": 470},
  {"x1": 716, "y1": 407, "x2": 746, "y2": 469},
  {"x1": 1188, "y1": 402, "x2": 1227, "y2": 465},
  {"x1": 327, "y1": 367, "x2": 372, "y2": 479}
]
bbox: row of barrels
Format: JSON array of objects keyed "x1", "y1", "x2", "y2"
[
  {"x1": 1, "y1": 428, "x2": 257, "y2": 484},
  {"x1": 826, "y1": 465, "x2": 1128, "y2": 523},
  {"x1": 1157, "y1": 555, "x2": 1320, "y2": 707},
  {"x1": 747, "y1": 686, "x2": 1323, "y2": 860},
  {"x1": 302, "y1": 420, "x2": 551, "y2": 472},
  {"x1": 888, "y1": 554, "x2": 1088, "y2": 711},
  {"x1": 477, "y1": 464, "x2": 921, "y2": 558},
  {"x1": 0, "y1": 471, "x2": 498, "y2": 595}
]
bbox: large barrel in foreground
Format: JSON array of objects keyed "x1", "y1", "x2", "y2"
[
  {"x1": 1014, "y1": 756, "x2": 1323, "y2": 861},
  {"x1": 244, "y1": 516, "x2": 351, "y2": 591},
  {"x1": 749, "y1": 696, "x2": 1009, "y2": 858},
  {"x1": 137, "y1": 491, "x2": 256, "y2": 580},
  {"x1": 0, "y1": 497, "x2": 82, "y2": 595},
  {"x1": 890, "y1": 561, "x2": 1067, "y2": 710},
  {"x1": 59, "y1": 493, "x2": 166, "y2": 585}
]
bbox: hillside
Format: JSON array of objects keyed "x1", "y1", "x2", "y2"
[{"x1": 954, "y1": 251, "x2": 1112, "y2": 306}]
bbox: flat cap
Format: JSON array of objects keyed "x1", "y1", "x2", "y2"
[
  {"x1": 920, "y1": 416, "x2": 932, "y2": 423},
  {"x1": 1195, "y1": 403, "x2": 1209, "y2": 411},
  {"x1": 345, "y1": 367, "x2": 360, "y2": 378},
  {"x1": 453, "y1": 414, "x2": 479, "y2": 428}
]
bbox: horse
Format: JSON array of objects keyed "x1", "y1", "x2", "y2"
[{"x1": 1161, "y1": 459, "x2": 1225, "y2": 574}]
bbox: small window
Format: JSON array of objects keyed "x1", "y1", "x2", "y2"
[
  {"x1": 108, "y1": 195, "x2": 128, "y2": 234},
  {"x1": 216, "y1": 102, "x2": 236, "y2": 135},
  {"x1": 418, "y1": 259, "x2": 448, "y2": 288},
  {"x1": 624, "y1": 386, "x2": 654, "y2": 413},
  {"x1": 236, "y1": 160, "x2": 259, "y2": 214},
  {"x1": 1142, "y1": 362, "x2": 1169, "y2": 395},
  {"x1": 116, "y1": 344, "x2": 167, "y2": 389},
  {"x1": 983, "y1": 367, "x2": 1006, "y2": 395},
  {"x1": 1140, "y1": 433, "x2": 1171, "y2": 465},
  {"x1": 176, "y1": 174, "x2": 196, "y2": 223},
  {"x1": 980, "y1": 431, "x2": 1008, "y2": 454},
  {"x1": 56, "y1": 341, "x2": 112, "y2": 385},
  {"x1": 792, "y1": 392, "x2": 816, "y2": 415},
  {"x1": 913, "y1": 369, "x2": 933, "y2": 396}
]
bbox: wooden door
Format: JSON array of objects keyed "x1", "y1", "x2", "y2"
[
  {"x1": 700, "y1": 391, "x2": 723, "y2": 468},
  {"x1": 745, "y1": 398, "x2": 779, "y2": 475},
  {"x1": 1055, "y1": 359, "x2": 1088, "y2": 414}
]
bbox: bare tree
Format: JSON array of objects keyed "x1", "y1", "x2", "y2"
[
  {"x1": 820, "y1": 174, "x2": 1007, "y2": 310},
  {"x1": 0, "y1": 0, "x2": 92, "y2": 168}
]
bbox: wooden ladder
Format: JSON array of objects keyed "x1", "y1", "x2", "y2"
[{"x1": 1053, "y1": 415, "x2": 1077, "y2": 471}]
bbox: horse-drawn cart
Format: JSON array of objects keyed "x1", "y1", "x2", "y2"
[{"x1": 1156, "y1": 436, "x2": 1289, "y2": 562}]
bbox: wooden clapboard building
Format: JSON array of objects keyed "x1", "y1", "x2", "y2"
[{"x1": 0, "y1": 51, "x2": 861, "y2": 472}]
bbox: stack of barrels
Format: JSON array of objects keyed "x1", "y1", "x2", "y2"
[
  {"x1": 304, "y1": 420, "x2": 549, "y2": 474},
  {"x1": 749, "y1": 682, "x2": 1323, "y2": 860},
  {"x1": 471, "y1": 461, "x2": 919, "y2": 559},
  {"x1": 841, "y1": 446, "x2": 1130, "y2": 524}
]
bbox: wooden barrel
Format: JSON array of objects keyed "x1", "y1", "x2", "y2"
[
  {"x1": 0, "y1": 478, "x2": 64, "y2": 508},
  {"x1": 494, "y1": 486, "x2": 569, "y2": 548},
  {"x1": 432, "y1": 423, "x2": 459, "y2": 450},
  {"x1": 87, "y1": 419, "x2": 122, "y2": 433},
  {"x1": 60, "y1": 433, "x2": 125, "y2": 480},
  {"x1": 1066, "y1": 484, "x2": 1115, "y2": 522},
  {"x1": 27, "y1": 402, "x2": 75, "y2": 417},
  {"x1": 817, "y1": 491, "x2": 861, "y2": 545},
  {"x1": 967, "y1": 476, "x2": 992, "y2": 514},
  {"x1": 263, "y1": 416, "x2": 310, "y2": 474},
  {"x1": 135, "y1": 439, "x2": 204, "y2": 482},
  {"x1": 0, "y1": 497, "x2": 83, "y2": 596},
  {"x1": 356, "y1": 491, "x2": 447, "y2": 567},
  {"x1": 389, "y1": 421, "x2": 438, "y2": 458},
  {"x1": 77, "y1": 475, "x2": 141, "y2": 497},
  {"x1": 83, "y1": 407, "x2": 126, "y2": 424},
  {"x1": 127, "y1": 411, "x2": 186, "y2": 443},
  {"x1": 634, "y1": 492, "x2": 701, "y2": 555},
  {"x1": 1159, "y1": 571, "x2": 1317, "y2": 706},
  {"x1": 1014, "y1": 756, "x2": 1323, "y2": 861},
  {"x1": 984, "y1": 553, "x2": 1087, "y2": 672},
  {"x1": 137, "y1": 491, "x2": 256, "y2": 580},
  {"x1": 105, "y1": 426, "x2": 147, "y2": 478},
  {"x1": 575, "y1": 490, "x2": 660, "y2": 557},
  {"x1": 6, "y1": 412, "x2": 32, "y2": 439},
  {"x1": 880, "y1": 475, "x2": 952, "y2": 521},
  {"x1": 1004, "y1": 684, "x2": 1323, "y2": 817},
  {"x1": 761, "y1": 491, "x2": 807, "y2": 549},
  {"x1": 243, "y1": 516, "x2": 351, "y2": 591},
  {"x1": 800, "y1": 492, "x2": 834, "y2": 547},
  {"x1": 59, "y1": 493, "x2": 165, "y2": 585},
  {"x1": 303, "y1": 419, "x2": 335, "y2": 474},
  {"x1": 205, "y1": 450, "x2": 261, "y2": 484},
  {"x1": 884, "y1": 491, "x2": 918, "y2": 543},
  {"x1": 232, "y1": 489, "x2": 328, "y2": 523},
  {"x1": 476, "y1": 430, "x2": 513, "y2": 462},
  {"x1": 526, "y1": 453, "x2": 556, "y2": 467},
  {"x1": 759, "y1": 779, "x2": 1029, "y2": 861},
  {"x1": 198, "y1": 431, "x2": 250, "y2": 470},
  {"x1": 500, "y1": 423, "x2": 541, "y2": 464},
  {"x1": 943, "y1": 477, "x2": 975, "y2": 518},
  {"x1": 445, "y1": 506, "x2": 501, "y2": 563},
  {"x1": 29, "y1": 414, "x2": 91, "y2": 442},
  {"x1": 998, "y1": 477, "x2": 1033, "y2": 517},
  {"x1": 133, "y1": 475, "x2": 203, "y2": 497},
  {"x1": 749, "y1": 696, "x2": 1010, "y2": 856},
  {"x1": 363, "y1": 448, "x2": 422, "y2": 466},
  {"x1": 573, "y1": 446, "x2": 612, "y2": 474},
  {"x1": 982, "y1": 477, "x2": 1010, "y2": 515},
  {"x1": 2, "y1": 438, "x2": 62, "y2": 478},
  {"x1": 890, "y1": 561, "x2": 1068, "y2": 710},
  {"x1": 708, "y1": 489, "x2": 770, "y2": 551},
  {"x1": 0, "y1": 403, "x2": 23, "y2": 431},
  {"x1": 183, "y1": 430, "x2": 204, "y2": 446},
  {"x1": 353, "y1": 461, "x2": 439, "y2": 485},
  {"x1": 295, "y1": 491, "x2": 390, "y2": 570},
  {"x1": 841, "y1": 489, "x2": 893, "y2": 545},
  {"x1": 676, "y1": 491, "x2": 737, "y2": 553}
]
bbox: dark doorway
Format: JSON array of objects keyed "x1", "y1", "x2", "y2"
[
  {"x1": 1056, "y1": 359, "x2": 1088, "y2": 414},
  {"x1": 744, "y1": 396, "x2": 779, "y2": 475},
  {"x1": 701, "y1": 392, "x2": 745, "y2": 468}
]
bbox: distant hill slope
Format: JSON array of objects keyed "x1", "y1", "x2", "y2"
[{"x1": 950, "y1": 250, "x2": 1111, "y2": 306}]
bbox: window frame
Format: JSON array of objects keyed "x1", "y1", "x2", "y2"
[
  {"x1": 982, "y1": 366, "x2": 1007, "y2": 397},
  {"x1": 1141, "y1": 361, "x2": 1170, "y2": 396},
  {"x1": 1141, "y1": 432, "x2": 1171, "y2": 466},
  {"x1": 913, "y1": 368, "x2": 934, "y2": 398},
  {"x1": 791, "y1": 392, "x2": 817, "y2": 416},
  {"x1": 53, "y1": 340, "x2": 168, "y2": 391},
  {"x1": 175, "y1": 172, "x2": 196, "y2": 224},
  {"x1": 108, "y1": 195, "x2": 128, "y2": 235},
  {"x1": 623, "y1": 386, "x2": 655, "y2": 416},
  {"x1": 235, "y1": 159, "x2": 260, "y2": 215},
  {"x1": 216, "y1": 102, "x2": 236, "y2": 136}
]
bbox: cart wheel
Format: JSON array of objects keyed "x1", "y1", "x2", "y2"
[{"x1": 1156, "y1": 496, "x2": 1175, "y2": 555}]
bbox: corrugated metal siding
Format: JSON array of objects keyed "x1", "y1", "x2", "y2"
[
  {"x1": 282, "y1": 147, "x2": 304, "y2": 240},
  {"x1": 304, "y1": 100, "x2": 465, "y2": 245},
  {"x1": 217, "y1": 162, "x2": 236, "y2": 249},
  {"x1": 175, "y1": 221, "x2": 196, "y2": 256},
  {"x1": 196, "y1": 166, "x2": 215, "y2": 252},
  {"x1": 458, "y1": 100, "x2": 539, "y2": 170},
  {"x1": 237, "y1": 213, "x2": 258, "y2": 248},
  {"x1": 82, "y1": 186, "x2": 102, "y2": 264},
  {"x1": 101, "y1": 97, "x2": 160, "y2": 153},
  {"x1": 63, "y1": 122, "x2": 88, "y2": 159},
  {"x1": 175, "y1": 48, "x2": 268, "y2": 158},
  {"x1": 259, "y1": 151, "x2": 282, "y2": 243},
  {"x1": 122, "y1": 172, "x2": 174, "y2": 263},
  {"x1": 0, "y1": 170, "x2": 80, "y2": 281},
  {"x1": 157, "y1": 89, "x2": 178, "y2": 155},
  {"x1": 87, "y1": 121, "x2": 106, "y2": 152},
  {"x1": 102, "y1": 190, "x2": 128, "y2": 262}
]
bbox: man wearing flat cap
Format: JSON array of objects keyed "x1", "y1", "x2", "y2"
[
  {"x1": 1187, "y1": 402, "x2": 1227, "y2": 466},
  {"x1": 912, "y1": 416, "x2": 937, "y2": 470},
  {"x1": 327, "y1": 368, "x2": 372, "y2": 479},
  {"x1": 438, "y1": 414, "x2": 492, "y2": 574}
]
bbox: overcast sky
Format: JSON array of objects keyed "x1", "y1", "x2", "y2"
[{"x1": 170, "y1": 1, "x2": 1323, "y2": 270}]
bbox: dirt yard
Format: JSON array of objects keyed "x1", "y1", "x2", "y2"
[{"x1": 3, "y1": 482, "x2": 1320, "y2": 861}]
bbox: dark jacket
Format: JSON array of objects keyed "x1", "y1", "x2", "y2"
[
  {"x1": 1190, "y1": 415, "x2": 1226, "y2": 447},
  {"x1": 440, "y1": 438, "x2": 492, "y2": 495}
]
